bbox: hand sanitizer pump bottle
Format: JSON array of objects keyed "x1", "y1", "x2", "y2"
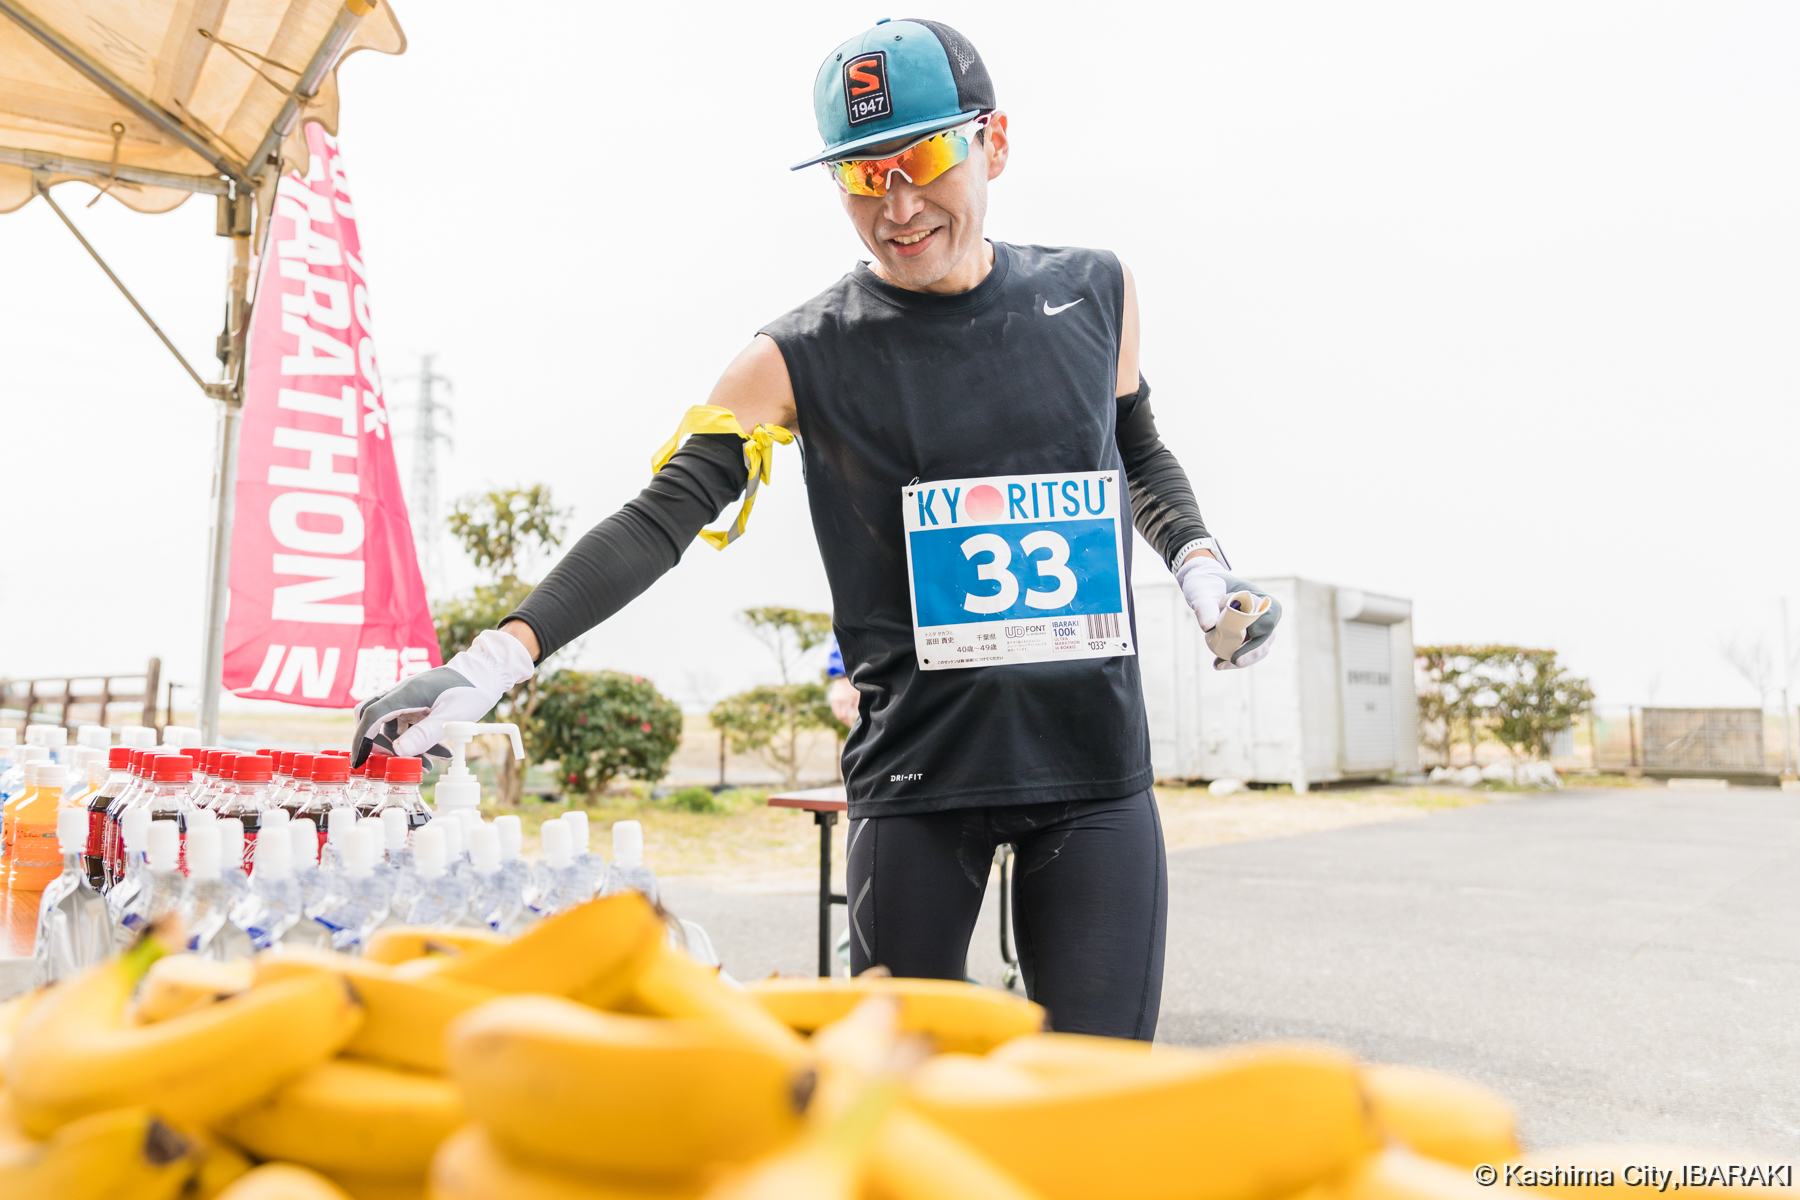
[{"x1": 432, "y1": 722, "x2": 525, "y2": 818}]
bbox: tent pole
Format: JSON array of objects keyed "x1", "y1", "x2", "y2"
[{"x1": 199, "y1": 231, "x2": 253, "y2": 744}]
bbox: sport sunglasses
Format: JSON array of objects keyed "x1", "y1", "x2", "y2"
[{"x1": 824, "y1": 115, "x2": 990, "y2": 198}]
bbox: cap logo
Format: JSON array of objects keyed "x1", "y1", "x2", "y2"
[{"x1": 843, "y1": 50, "x2": 891, "y2": 126}]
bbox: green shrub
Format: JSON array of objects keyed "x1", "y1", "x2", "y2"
[
  {"x1": 528, "y1": 669, "x2": 684, "y2": 799},
  {"x1": 670, "y1": 786, "x2": 723, "y2": 814}
]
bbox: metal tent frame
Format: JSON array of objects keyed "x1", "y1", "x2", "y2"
[{"x1": 0, "y1": 0, "x2": 403, "y2": 741}]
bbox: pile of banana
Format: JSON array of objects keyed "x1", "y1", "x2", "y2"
[{"x1": 0, "y1": 893, "x2": 1785, "y2": 1200}]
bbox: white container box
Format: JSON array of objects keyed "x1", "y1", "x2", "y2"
[{"x1": 1134, "y1": 576, "x2": 1420, "y2": 786}]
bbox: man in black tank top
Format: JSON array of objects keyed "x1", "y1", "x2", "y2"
[{"x1": 349, "y1": 19, "x2": 1280, "y2": 1041}]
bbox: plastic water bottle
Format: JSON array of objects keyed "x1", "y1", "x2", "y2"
[
  {"x1": 181, "y1": 824, "x2": 235, "y2": 957},
  {"x1": 8, "y1": 762, "x2": 68, "y2": 892},
  {"x1": 561, "y1": 811, "x2": 609, "y2": 898},
  {"x1": 216, "y1": 816, "x2": 250, "y2": 900},
  {"x1": 33, "y1": 806, "x2": 113, "y2": 985},
  {"x1": 602, "y1": 820, "x2": 659, "y2": 906},
  {"x1": 120, "y1": 819, "x2": 186, "y2": 936},
  {"x1": 295, "y1": 755, "x2": 352, "y2": 855},
  {"x1": 311, "y1": 824, "x2": 391, "y2": 952},
  {"x1": 286, "y1": 818, "x2": 332, "y2": 949},
  {"x1": 84, "y1": 747, "x2": 131, "y2": 889},
  {"x1": 464, "y1": 820, "x2": 529, "y2": 933},
  {"x1": 367, "y1": 757, "x2": 430, "y2": 834},
  {"x1": 402, "y1": 823, "x2": 471, "y2": 925},
  {"x1": 493, "y1": 814, "x2": 533, "y2": 904},
  {"x1": 107, "y1": 805, "x2": 152, "y2": 930},
  {"x1": 226, "y1": 820, "x2": 304, "y2": 954},
  {"x1": 530, "y1": 818, "x2": 587, "y2": 917},
  {"x1": 320, "y1": 805, "x2": 357, "y2": 874}
]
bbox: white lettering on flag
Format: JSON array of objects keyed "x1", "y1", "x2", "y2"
[
  {"x1": 271, "y1": 555, "x2": 365, "y2": 625},
  {"x1": 268, "y1": 427, "x2": 359, "y2": 493}
]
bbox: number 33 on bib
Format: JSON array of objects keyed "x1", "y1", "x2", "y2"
[{"x1": 903, "y1": 471, "x2": 1133, "y2": 670}]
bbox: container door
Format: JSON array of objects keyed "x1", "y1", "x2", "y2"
[{"x1": 1340, "y1": 620, "x2": 1395, "y2": 774}]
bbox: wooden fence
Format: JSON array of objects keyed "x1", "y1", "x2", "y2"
[{"x1": 0, "y1": 658, "x2": 162, "y2": 736}]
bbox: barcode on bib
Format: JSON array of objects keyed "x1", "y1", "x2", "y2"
[{"x1": 1086, "y1": 612, "x2": 1120, "y2": 639}]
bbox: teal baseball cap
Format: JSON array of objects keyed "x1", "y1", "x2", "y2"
[{"x1": 791, "y1": 18, "x2": 996, "y2": 170}]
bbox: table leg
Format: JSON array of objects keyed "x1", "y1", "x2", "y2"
[{"x1": 817, "y1": 810, "x2": 838, "y2": 977}]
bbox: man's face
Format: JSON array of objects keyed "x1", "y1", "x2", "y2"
[{"x1": 838, "y1": 113, "x2": 1010, "y2": 294}]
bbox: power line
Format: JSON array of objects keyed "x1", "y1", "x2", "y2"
[{"x1": 400, "y1": 353, "x2": 454, "y2": 595}]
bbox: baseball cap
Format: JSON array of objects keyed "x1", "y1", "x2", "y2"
[{"x1": 792, "y1": 18, "x2": 996, "y2": 170}]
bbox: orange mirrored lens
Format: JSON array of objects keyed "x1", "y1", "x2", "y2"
[{"x1": 826, "y1": 125, "x2": 974, "y2": 197}]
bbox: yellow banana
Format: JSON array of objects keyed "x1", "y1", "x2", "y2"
[
  {"x1": 864, "y1": 1107, "x2": 1047, "y2": 1200},
  {"x1": 188, "y1": 1129, "x2": 257, "y2": 1199},
  {"x1": 0, "y1": 1105, "x2": 197, "y2": 1200},
  {"x1": 436, "y1": 892, "x2": 664, "y2": 997},
  {"x1": 1297, "y1": 1147, "x2": 1494, "y2": 1200},
  {"x1": 985, "y1": 1031, "x2": 1155, "y2": 1078},
  {"x1": 908, "y1": 1042, "x2": 1378, "y2": 1200},
  {"x1": 216, "y1": 1163, "x2": 355, "y2": 1200},
  {"x1": 1361, "y1": 1065, "x2": 1518, "y2": 1169},
  {"x1": 130, "y1": 954, "x2": 254, "y2": 1023},
  {"x1": 704, "y1": 1077, "x2": 900, "y2": 1200},
  {"x1": 746, "y1": 977, "x2": 1043, "y2": 1055},
  {"x1": 448, "y1": 994, "x2": 808, "y2": 1178},
  {"x1": 255, "y1": 948, "x2": 500, "y2": 1073},
  {"x1": 363, "y1": 927, "x2": 509, "y2": 966},
  {"x1": 609, "y1": 940, "x2": 807, "y2": 1063},
  {"x1": 0, "y1": 989, "x2": 42, "y2": 1088},
  {"x1": 429, "y1": 1124, "x2": 706, "y2": 1200},
  {"x1": 7, "y1": 938, "x2": 363, "y2": 1136},
  {"x1": 320, "y1": 1173, "x2": 429, "y2": 1200},
  {"x1": 219, "y1": 1058, "x2": 465, "y2": 1179},
  {"x1": 1504, "y1": 1146, "x2": 1800, "y2": 1198}
]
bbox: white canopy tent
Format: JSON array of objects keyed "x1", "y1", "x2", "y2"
[{"x1": 0, "y1": 0, "x2": 405, "y2": 740}]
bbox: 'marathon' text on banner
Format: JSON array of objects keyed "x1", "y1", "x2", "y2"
[{"x1": 222, "y1": 124, "x2": 439, "y2": 708}]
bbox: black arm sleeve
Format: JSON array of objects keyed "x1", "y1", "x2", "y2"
[
  {"x1": 504, "y1": 433, "x2": 748, "y2": 661},
  {"x1": 1116, "y1": 375, "x2": 1211, "y2": 567}
]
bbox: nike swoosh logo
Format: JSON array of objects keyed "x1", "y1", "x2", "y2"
[{"x1": 1042, "y1": 298, "x2": 1084, "y2": 316}]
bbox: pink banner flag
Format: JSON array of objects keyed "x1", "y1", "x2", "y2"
[{"x1": 222, "y1": 125, "x2": 440, "y2": 708}]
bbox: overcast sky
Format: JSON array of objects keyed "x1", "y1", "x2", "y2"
[{"x1": 2, "y1": 1, "x2": 1796, "y2": 716}]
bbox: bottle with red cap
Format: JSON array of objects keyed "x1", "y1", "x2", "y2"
[
  {"x1": 260, "y1": 748, "x2": 288, "y2": 794},
  {"x1": 295, "y1": 755, "x2": 352, "y2": 858},
  {"x1": 84, "y1": 747, "x2": 133, "y2": 889},
  {"x1": 140, "y1": 753, "x2": 195, "y2": 876},
  {"x1": 363, "y1": 756, "x2": 430, "y2": 834},
  {"x1": 278, "y1": 753, "x2": 316, "y2": 821},
  {"x1": 103, "y1": 748, "x2": 152, "y2": 889},
  {"x1": 194, "y1": 751, "x2": 238, "y2": 812},
  {"x1": 214, "y1": 755, "x2": 274, "y2": 875},
  {"x1": 355, "y1": 755, "x2": 390, "y2": 817}
]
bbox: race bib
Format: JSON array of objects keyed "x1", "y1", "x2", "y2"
[{"x1": 903, "y1": 471, "x2": 1134, "y2": 670}]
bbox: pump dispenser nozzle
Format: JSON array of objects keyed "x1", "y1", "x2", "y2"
[{"x1": 433, "y1": 722, "x2": 525, "y2": 813}]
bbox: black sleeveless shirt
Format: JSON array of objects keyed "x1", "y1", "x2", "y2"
[{"x1": 760, "y1": 242, "x2": 1153, "y2": 818}]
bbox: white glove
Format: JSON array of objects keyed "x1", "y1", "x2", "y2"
[
  {"x1": 1174, "y1": 556, "x2": 1282, "y2": 671},
  {"x1": 350, "y1": 629, "x2": 536, "y2": 764},
  {"x1": 827, "y1": 677, "x2": 860, "y2": 727}
]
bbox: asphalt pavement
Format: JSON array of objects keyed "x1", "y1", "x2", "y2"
[{"x1": 662, "y1": 788, "x2": 1800, "y2": 1156}]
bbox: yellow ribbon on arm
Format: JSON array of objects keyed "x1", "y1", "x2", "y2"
[{"x1": 650, "y1": 405, "x2": 795, "y2": 550}]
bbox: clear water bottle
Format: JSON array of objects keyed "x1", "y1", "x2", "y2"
[
  {"x1": 463, "y1": 820, "x2": 529, "y2": 933},
  {"x1": 216, "y1": 816, "x2": 251, "y2": 901},
  {"x1": 181, "y1": 823, "x2": 235, "y2": 958},
  {"x1": 120, "y1": 819, "x2": 187, "y2": 936},
  {"x1": 33, "y1": 806, "x2": 113, "y2": 985},
  {"x1": 601, "y1": 820, "x2": 659, "y2": 906},
  {"x1": 493, "y1": 814, "x2": 534, "y2": 907},
  {"x1": 320, "y1": 804, "x2": 358, "y2": 874},
  {"x1": 561, "y1": 811, "x2": 610, "y2": 899},
  {"x1": 311, "y1": 824, "x2": 392, "y2": 952},
  {"x1": 227, "y1": 820, "x2": 304, "y2": 953},
  {"x1": 530, "y1": 818, "x2": 588, "y2": 917},
  {"x1": 107, "y1": 805, "x2": 153, "y2": 931},
  {"x1": 402, "y1": 823, "x2": 471, "y2": 925}
]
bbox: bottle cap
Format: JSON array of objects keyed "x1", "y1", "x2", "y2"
[
  {"x1": 345, "y1": 825, "x2": 380, "y2": 878},
  {"x1": 413, "y1": 823, "x2": 447, "y2": 879},
  {"x1": 540, "y1": 817, "x2": 572, "y2": 868},
  {"x1": 257, "y1": 746, "x2": 284, "y2": 762},
  {"x1": 234, "y1": 755, "x2": 273, "y2": 782},
  {"x1": 563, "y1": 810, "x2": 591, "y2": 853},
  {"x1": 291, "y1": 752, "x2": 315, "y2": 779},
  {"x1": 188, "y1": 806, "x2": 216, "y2": 828},
  {"x1": 290, "y1": 819, "x2": 320, "y2": 867},
  {"x1": 358, "y1": 817, "x2": 387, "y2": 863},
  {"x1": 217, "y1": 817, "x2": 245, "y2": 868},
  {"x1": 37, "y1": 762, "x2": 66, "y2": 791},
  {"x1": 160, "y1": 725, "x2": 200, "y2": 748},
  {"x1": 495, "y1": 814, "x2": 522, "y2": 861},
  {"x1": 108, "y1": 746, "x2": 132, "y2": 769},
  {"x1": 312, "y1": 756, "x2": 348, "y2": 783},
  {"x1": 57, "y1": 807, "x2": 88, "y2": 856},
  {"x1": 468, "y1": 822, "x2": 500, "y2": 874},
  {"x1": 0, "y1": 728, "x2": 13, "y2": 748},
  {"x1": 214, "y1": 751, "x2": 240, "y2": 777},
  {"x1": 151, "y1": 755, "x2": 194, "y2": 782},
  {"x1": 36, "y1": 726, "x2": 68, "y2": 747},
  {"x1": 366, "y1": 756, "x2": 390, "y2": 780},
  {"x1": 318, "y1": 749, "x2": 351, "y2": 757},
  {"x1": 252, "y1": 826, "x2": 292, "y2": 879},
  {"x1": 383, "y1": 757, "x2": 422, "y2": 783},
  {"x1": 381, "y1": 806, "x2": 408, "y2": 851},
  {"x1": 188, "y1": 824, "x2": 222, "y2": 881},
  {"x1": 18, "y1": 746, "x2": 48, "y2": 766},
  {"x1": 147, "y1": 820, "x2": 179, "y2": 872},
  {"x1": 328, "y1": 806, "x2": 357, "y2": 841},
  {"x1": 119, "y1": 726, "x2": 157, "y2": 749},
  {"x1": 122, "y1": 805, "x2": 151, "y2": 850},
  {"x1": 87, "y1": 753, "x2": 109, "y2": 786},
  {"x1": 262, "y1": 807, "x2": 290, "y2": 832},
  {"x1": 612, "y1": 820, "x2": 644, "y2": 868},
  {"x1": 78, "y1": 725, "x2": 113, "y2": 750}
]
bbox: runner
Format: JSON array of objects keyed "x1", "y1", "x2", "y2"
[
  {"x1": 351, "y1": 19, "x2": 1280, "y2": 1039},
  {"x1": 825, "y1": 633, "x2": 859, "y2": 728}
]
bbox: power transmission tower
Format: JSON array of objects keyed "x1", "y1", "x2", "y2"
[{"x1": 400, "y1": 354, "x2": 454, "y2": 595}]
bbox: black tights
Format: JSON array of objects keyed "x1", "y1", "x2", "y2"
[{"x1": 846, "y1": 789, "x2": 1167, "y2": 1041}]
